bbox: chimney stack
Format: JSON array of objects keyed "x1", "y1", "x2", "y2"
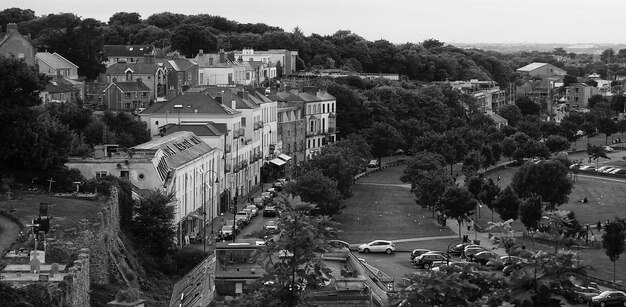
[
  {"x1": 7, "y1": 23, "x2": 18, "y2": 32},
  {"x1": 219, "y1": 49, "x2": 225, "y2": 63}
]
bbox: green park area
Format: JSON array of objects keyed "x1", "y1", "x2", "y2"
[{"x1": 336, "y1": 158, "x2": 626, "y2": 285}]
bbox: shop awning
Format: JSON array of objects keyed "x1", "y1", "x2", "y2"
[
  {"x1": 278, "y1": 153, "x2": 292, "y2": 161},
  {"x1": 270, "y1": 158, "x2": 286, "y2": 166}
]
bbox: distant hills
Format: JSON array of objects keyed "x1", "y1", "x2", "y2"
[{"x1": 453, "y1": 43, "x2": 626, "y2": 54}]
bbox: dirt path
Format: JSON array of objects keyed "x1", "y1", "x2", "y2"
[{"x1": 0, "y1": 214, "x2": 20, "y2": 255}]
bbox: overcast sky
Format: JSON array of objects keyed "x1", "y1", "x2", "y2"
[{"x1": 4, "y1": 0, "x2": 626, "y2": 44}]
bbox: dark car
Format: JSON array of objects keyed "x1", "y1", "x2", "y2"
[
  {"x1": 410, "y1": 249, "x2": 434, "y2": 261},
  {"x1": 590, "y1": 290, "x2": 626, "y2": 306},
  {"x1": 449, "y1": 243, "x2": 475, "y2": 255},
  {"x1": 562, "y1": 285, "x2": 600, "y2": 304},
  {"x1": 414, "y1": 253, "x2": 450, "y2": 269},
  {"x1": 472, "y1": 251, "x2": 499, "y2": 265},
  {"x1": 263, "y1": 205, "x2": 279, "y2": 217}
]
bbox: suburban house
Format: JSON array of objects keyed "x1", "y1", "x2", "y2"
[
  {"x1": 39, "y1": 78, "x2": 80, "y2": 104},
  {"x1": 36, "y1": 51, "x2": 78, "y2": 79},
  {"x1": 102, "y1": 80, "x2": 152, "y2": 112},
  {"x1": 516, "y1": 62, "x2": 567, "y2": 78},
  {"x1": 233, "y1": 48, "x2": 297, "y2": 75},
  {"x1": 269, "y1": 91, "x2": 307, "y2": 171},
  {"x1": 0, "y1": 23, "x2": 36, "y2": 66},
  {"x1": 565, "y1": 83, "x2": 599, "y2": 109},
  {"x1": 84, "y1": 82, "x2": 108, "y2": 109},
  {"x1": 103, "y1": 44, "x2": 156, "y2": 67},
  {"x1": 194, "y1": 49, "x2": 247, "y2": 86},
  {"x1": 296, "y1": 88, "x2": 337, "y2": 159},
  {"x1": 36, "y1": 52, "x2": 85, "y2": 100},
  {"x1": 105, "y1": 60, "x2": 168, "y2": 101},
  {"x1": 447, "y1": 80, "x2": 507, "y2": 114},
  {"x1": 488, "y1": 113, "x2": 509, "y2": 129},
  {"x1": 156, "y1": 58, "x2": 199, "y2": 95},
  {"x1": 65, "y1": 131, "x2": 225, "y2": 247}
]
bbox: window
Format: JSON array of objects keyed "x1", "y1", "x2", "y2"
[
  {"x1": 209, "y1": 58, "x2": 214, "y2": 65},
  {"x1": 126, "y1": 71, "x2": 132, "y2": 81},
  {"x1": 124, "y1": 93, "x2": 131, "y2": 99},
  {"x1": 241, "y1": 117, "x2": 246, "y2": 127},
  {"x1": 308, "y1": 140, "x2": 310, "y2": 148},
  {"x1": 96, "y1": 171, "x2": 107, "y2": 178},
  {"x1": 141, "y1": 92, "x2": 148, "y2": 97},
  {"x1": 200, "y1": 73, "x2": 203, "y2": 83},
  {"x1": 120, "y1": 170, "x2": 129, "y2": 178}
]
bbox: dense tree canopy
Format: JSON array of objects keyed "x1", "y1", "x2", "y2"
[{"x1": 511, "y1": 160, "x2": 573, "y2": 209}]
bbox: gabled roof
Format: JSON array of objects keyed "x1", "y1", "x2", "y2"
[
  {"x1": 141, "y1": 92, "x2": 239, "y2": 115},
  {"x1": 292, "y1": 90, "x2": 320, "y2": 102},
  {"x1": 104, "y1": 45, "x2": 154, "y2": 57},
  {"x1": 133, "y1": 131, "x2": 214, "y2": 169},
  {"x1": 269, "y1": 91, "x2": 304, "y2": 102},
  {"x1": 203, "y1": 87, "x2": 256, "y2": 109},
  {"x1": 157, "y1": 59, "x2": 197, "y2": 72},
  {"x1": 106, "y1": 62, "x2": 164, "y2": 75},
  {"x1": 113, "y1": 81, "x2": 151, "y2": 92},
  {"x1": 36, "y1": 52, "x2": 78, "y2": 69}
]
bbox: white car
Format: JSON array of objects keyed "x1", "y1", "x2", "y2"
[
  {"x1": 358, "y1": 240, "x2": 395, "y2": 254},
  {"x1": 264, "y1": 219, "x2": 278, "y2": 231},
  {"x1": 608, "y1": 168, "x2": 624, "y2": 174},
  {"x1": 579, "y1": 165, "x2": 595, "y2": 171},
  {"x1": 603, "y1": 146, "x2": 615, "y2": 152},
  {"x1": 596, "y1": 166, "x2": 613, "y2": 173},
  {"x1": 245, "y1": 204, "x2": 258, "y2": 217}
]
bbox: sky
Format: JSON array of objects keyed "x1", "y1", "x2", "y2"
[{"x1": 4, "y1": 0, "x2": 626, "y2": 44}]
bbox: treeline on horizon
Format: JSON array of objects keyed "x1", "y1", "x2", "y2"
[{"x1": 2, "y1": 8, "x2": 625, "y2": 86}]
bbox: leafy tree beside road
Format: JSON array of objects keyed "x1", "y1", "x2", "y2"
[
  {"x1": 440, "y1": 186, "x2": 477, "y2": 239},
  {"x1": 511, "y1": 160, "x2": 573, "y2": 210},
  {"x1": 602, "y1": 218, "x2": 626, "y2": 282}
]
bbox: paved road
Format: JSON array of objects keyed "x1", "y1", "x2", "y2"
[{"x1": 0, "y1": 213, "x2": 20, "y2": 255}]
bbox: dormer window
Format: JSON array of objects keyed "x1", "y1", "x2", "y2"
[{"x1": 126, "y1": 71, "x2": 132, "y2": 81}]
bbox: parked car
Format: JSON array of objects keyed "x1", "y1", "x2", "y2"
[
  {"x1": 472, "y1": 251, "x2": 499, "y2": 265},
  {"x1": 449, "y1": 243, "x2": 476, "y2": 255},
  {"x1": 464, "y1": 246, "x2": 487, "y2": 259},
  {"x1": 220, "y1": 220, "x2": 239, "y2": 239},
  {"x1": 410, "y1": 249, "x2": 434, "y2": 261},
  {"x1": 613, "y1": 169, "x2": 626, "y2": 175},
  {"x1": 264, "y1": 219, "x2": 279, "y2": 232},
  {"x1": 263, "y1": 205, "x2": 279, "y2": 217},
  {"x1": 367, "y1": 159, "x2": 380, "y2": 168},
  {"x1": 502, "y1": 262, "x2": 524, "y2": 276},
  {"x1": 608, "y1": 168, "x2": 624, "y2": 174},
  {"x1": 235, "y1": 211, "x2": 251, "y2": 225},
  {"x1": 600, "y1": 167, "x2": 619, "y2": 174},
  {"x1": 562, "y1": 285, "x2": 600, "y2": 304},
  {"x1": 358, "y1": 240, "x2": 395, "y2": 254},
  {"x1": 603, "y1": 145, "x2": 615, "y2": 152},
  {"x1": 414, "y1": 253, "x2": 450, "y2": 269},
  {"x1": 253, "y1": 197, "x2": 266, "y2": 209},
  {"x1": 596, "y1": 166, "x2": 614, "y2": 173},
  {"x1": 580, "y1": 165, "x2": 596, "y2": 171},
  {"x1": 431, "y1": 261, "x2": 479, "y2": 272},
  {"x1": 245, "y1": 205, "x2": 258, "y2": 217},
  {"x1": 590, "y1": 290, "x2": 626, "y2": 306}
]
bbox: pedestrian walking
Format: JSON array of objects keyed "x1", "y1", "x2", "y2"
[
  {"x1": 591, "y1": 234, "x2": 597, "y2": 247},
  {"x1": 597, "y1": 220, "x2": 602, "y2": 232}
]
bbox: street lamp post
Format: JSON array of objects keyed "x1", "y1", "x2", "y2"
[{"x1": 197, "y1": 168, "x2": 220, "y2": 253}]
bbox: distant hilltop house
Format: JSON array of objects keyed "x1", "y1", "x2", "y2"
[
  {"x1": 233, "y1": 48, "x2": 298, "y2": 75},
  {"x1": 516, "y1": 62, "x2": 566, "y2": 79},
  {"x1": 565, "y1": 83, "x2": 599, "y2": 109},
  {"x1": 103, "y1": 44, "x2": 156, "y2": 67},
  {"x1": 36, "y1": 51, "x2": 85, "y2": 101},
  {"x1": 0, "y1": 23, "x2": 36, "y2": 66}
]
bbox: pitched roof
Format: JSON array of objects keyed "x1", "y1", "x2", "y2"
[
  {"x1": 517, "y1": 62, "x2": 548, "y2": 72},
  {"x1": 203, "y1": 87, "x2": 256, "y2": 109},
  {"x1": 44, "y1": 81, "x2": 78, "y2": 93},
  {"x1": 36, "y1": 52, "x2": 78, "y2": 69},
  {"x1": 106, "y1": 62, "x2": 164, "y2": 75},
  {"x1": 133, "y1": 131, "x2": 214, "y2": 169},
  {"x1": 114, "y1": 81, "x2": 151, "y2": 92},
  {"x1": 104, "y1": 45, "x2": 154, "y2": 57},
  {"x1": 489, "y1": 113, "x2": 508, "y2": 124},
  {"x1": 141, "y1": 92, "x2": 239, "y2": 115},
  {"x1": 85, "y1": 82, "x2": 108, "y2": 95},
  {"x1": 161, "y1": 123, "x2": 224, "y2": 137}
]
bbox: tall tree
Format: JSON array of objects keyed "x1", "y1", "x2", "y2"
[
  {"x1": 598, "y1": 117, "x2": 619, "y2": 145},
  {"x1": 518, "y1": 195, "x2": 543, "y2": 231},
  {"x1": 440, "y1": 186, "x2": 477, "y2": 239},
  {"x1": 493, "y1": 186, "x2": 521, "y2": 221},
  {"x1": 131, "y1": 189, "x2": 176, "y2": 258},
  {"x1": 545, "y1": 135, "x2": 570, "y2": 154},
  {"x1": 364, "y1": 121, "x2": 403, "y2": 168},
  {"x1": 497, "y1": 104, "x2": 523, "y2": 126},
  {"x1": 479, "y1": 178, "x2": 501, "y2": 221},
  {"x1": 511, "y1": 160, "x2": 573, "y2": 210},
  {"x1": 286, "y1": 169, "x2": 344, "y2": 216},
  {"x1": 602, "y1": 218, "x2": 626, "y2": 282}
]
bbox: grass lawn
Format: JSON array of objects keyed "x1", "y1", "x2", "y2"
[
  {"x1": 335, "y1": 165, "x2": 455, "y2": 244},
  {"x1": 0, "y1": 192, "x2": 106, "y2": 229}
]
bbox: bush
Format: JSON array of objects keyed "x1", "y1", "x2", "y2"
[{"x1": 171, "y1": 247, "x2": 208, "y2": 276}]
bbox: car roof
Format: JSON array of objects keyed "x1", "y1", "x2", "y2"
[{"x1": 369, "y1": 240, "x2": 392, "y2": 244}]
